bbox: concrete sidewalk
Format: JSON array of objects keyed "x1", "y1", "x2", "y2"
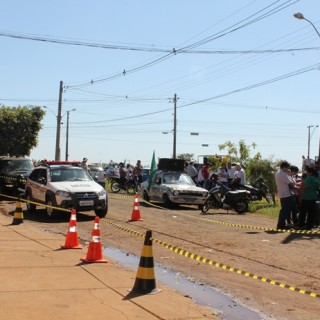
[{"x1": 0, "y1": 214, "x2": 218, "y2": 320}]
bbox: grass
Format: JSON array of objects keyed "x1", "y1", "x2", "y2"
[{"x1": 249, "y1": 199, "x2": 279, "y2": 219}]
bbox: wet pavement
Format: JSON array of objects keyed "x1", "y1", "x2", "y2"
[{"x1": 104, "y1": 246, "x2": 264, "y2": 320}]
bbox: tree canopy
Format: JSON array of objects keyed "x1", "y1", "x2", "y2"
[{"x1": 0, "y1": 105, "x2": 45, "y2": 157}]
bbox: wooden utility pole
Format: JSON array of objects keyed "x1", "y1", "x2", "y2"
[
  {"x1": 173, "y1": 94, "x2": 177, "y2": 159},
  {"x1": 55, "y1": 81, "x2": 63, "y2": 160}
]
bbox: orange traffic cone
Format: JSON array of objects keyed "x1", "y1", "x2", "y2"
[
  {"x1": 128, "y1": 194, "x2": 143, "y2": 222},
  {"x1": 130, "y1": 230, "x2": 161, "y2": 294},
  {"x1": 81, "y1": 217, "x2": 108, "y2": 263},
  {"x1": 61, "y1": 209, "x2": 83, "y2": 249},
  {"x1": 11, "y1": 200, "x2": 24, "y2": 225}
]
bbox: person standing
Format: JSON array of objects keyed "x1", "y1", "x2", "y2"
[
  {"x1": 187, "y1": 161, "x2": 198, "y2": 183},
  {"x1": 275, "y1": 161, "x2": 294, "y2": 229},
  {"x1": 234, "y1": 163, "x2": 246, "y2": 186},
  {"x1": 227, "y1": 162, "x2": 235, "y2": 184},
  {"x1": 288, "y1": 165, "x2": 300, "y2": 226},
  {"x1": 81, "y1": 158, "x2": 89, "y2": 171},
  {"x1": 297, "y1": 167, "x2": 320, "y2": 230},
  {"x1": 201, "y1": 163, "x2": 210, "y2": 190},
  {"x1": 133, "y1": 160, "x2": 143, "y2": 184},
  {"x1": 217, "y1": 162, "x2": 229, "y2": 185}
]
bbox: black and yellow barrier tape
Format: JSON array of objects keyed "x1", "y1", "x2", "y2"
[
  {"x1": 108, "y1": 194, "x2": 135, "y2": 199},
  {"x1": 199, "y1": 216, "x2": 320, "y2": 234},
  {"x1": 0, "y1": 193, "x2": 71, "y2": 213},
  {"x1": 104, "y1": 219, "x2": 320, "y2": 299},
  {"x1": 108, "y1": 194, "x2": 167, "y2": 210}
]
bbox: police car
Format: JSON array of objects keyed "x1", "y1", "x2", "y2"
[{"x1": 25, "y1": 161, "x2": 108, "y2": 218}]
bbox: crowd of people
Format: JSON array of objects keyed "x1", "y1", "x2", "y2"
[
  {"x1": 82, "y1": 155, "x2": 320, "y2": 231},
  {"x1": 184, "y1": 161, "x2": 246, "y2": 190},
  {"x1": 275, "y1": 159, "x2": 320, "y2": 230}
]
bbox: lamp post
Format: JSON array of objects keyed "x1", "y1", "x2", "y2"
[
  {"x1": 293, "y1": 13, "x2": 320, "y2": 37},
  {"x1": 65, "y1": 109, "x2": 76, "y2": 161},
  {"x1": 294, "y1": 13, "x2": 320, "y2": 165}
]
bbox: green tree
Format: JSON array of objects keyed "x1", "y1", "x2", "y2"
[
  {"x1": 177, "y1": 153, "x2": 194, "y2": 162},
  {"x1": 216, "y1": 139, "x2": 276, "y2": 203},
  {"x1": 218, "y1": 139, "x2": 260, "y2": 163},
  {"x1": 0, "y1": 105, "x2": 45, "y2": 156}
]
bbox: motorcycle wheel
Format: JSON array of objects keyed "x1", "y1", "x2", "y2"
[
  {"x1": 110, "y1": 181, "x2": 121, "y2": 193},
  {"x1": 265, "y1": 192, "x2": 274, "y2": 205},
  {"x1": 126, "y1": 184, "x2": 136, "y2": 194},
  {"x1": 201, "y1": 198, "x2": 213, "y2": 214},
  {"x1": 234, "y1": 200, "x2": 248, "y2": 214}
]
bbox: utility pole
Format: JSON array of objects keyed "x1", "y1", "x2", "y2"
[
  {"x1": 173, "y1": 93, "x2": 177, "y2": 159},
  {"x1": 55, "y1": 81, "x2": 63, "y2": 160},
  {"x1": 307, "y1": 125, "x2": 316, "y2": 159},
  {"x1": 65, "y1": 109, "x2": 76, "y2": 161},
  {"x1": 65, "y1": 111, "x2": 70, "y2": 161}
]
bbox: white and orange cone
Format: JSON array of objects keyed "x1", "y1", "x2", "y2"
[
  {"x1": 128, "y1": 194, "x2": 143, "y2": 222},
  {"x1": 81, "y1": 217, "x2": 108, "y2": 263},
  {"x1": 61, "y1": 209, "x2": 83, "y2": 249}
]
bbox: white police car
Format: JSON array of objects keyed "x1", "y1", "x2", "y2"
[{"x1": 25, "y1": 161, "x2": 108, "y2": 218}]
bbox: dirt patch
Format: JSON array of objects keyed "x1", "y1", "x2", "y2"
[{"x1": 2, "y1": 194, "x2": 320, "y2": 320}]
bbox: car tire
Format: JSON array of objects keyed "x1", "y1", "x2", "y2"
[
  {"x1": 26, "y1": 191, "x2": 36, "y2": 213},
  {"x1": 95, "y1": 207, "x2": 108, "y2": 218},
  {"x1": 163, "y1": 194, "x2": 172, "y2": 207},
  {"x1": 45, "y1": 195, "x2": 60, "y2": 219},
  {"x1": 142, "y1": 190, "x2": 150, "y2": 202}
]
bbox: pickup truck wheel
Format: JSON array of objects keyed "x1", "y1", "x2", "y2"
[
  {"x1": 46, "y1": 196, "x2": 59, "y2": 219},
  {"x1": 26, "y1": 192, "x2": 36, "y2": 213}
]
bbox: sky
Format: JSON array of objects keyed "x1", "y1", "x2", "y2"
[{"x1": 1, "y1": 0, "x2": 320, "y2": 169}]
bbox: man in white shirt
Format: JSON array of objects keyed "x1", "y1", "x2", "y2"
[
  {"x1": 275, "y1": 161, "x2": 294, "y2": 229},
  {"x1": 234, "y1": 163, "x2": 246, "y2": 185}
]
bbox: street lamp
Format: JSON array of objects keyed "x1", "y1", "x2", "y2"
[
  {"x1": 65, "y1": 109, "x2": 76, "y2": 161},
  {"x1": 293, "y1": 13, "x2": 320, "y2": 37},
  {"x1": 294, "y1": 13, "x2": 320, "y2": 165}
]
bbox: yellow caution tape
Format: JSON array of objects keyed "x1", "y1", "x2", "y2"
[
  {"x1": 199, "y1": 216, "x2": 320, "y2": 234},
  {"x1": 0, "y1": 193, "x2": 71, "y2": 213},
  {"x1": 104, "y1": 219, "x2": 320, "y2": 299}
]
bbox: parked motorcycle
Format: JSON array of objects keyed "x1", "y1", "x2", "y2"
[
  {"x1": 201, "y1": 180, "x2": 250, "y2": 214},
  {"x1": 229, "y1": 177, "x2": 274, "y2": 204},
  {"x1": 110, "y1": 174, "x2": 139, "y2": 194}
]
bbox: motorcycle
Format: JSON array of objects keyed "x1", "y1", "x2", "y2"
[
  {"x1": 229, "y1": 177, "x2": 274, "y2": 204},
  {"x1": 110, "y1": 174, "x2": 139, "y2": 194},
  {"x1": 201, "y1": 179, "x2": 250, "y2": 214}
]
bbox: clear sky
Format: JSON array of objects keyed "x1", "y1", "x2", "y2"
[{"x1": 1, "y1": 0, "x2": 320, "y2": 169}]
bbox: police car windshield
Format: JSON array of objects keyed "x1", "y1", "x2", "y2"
[{"x1": 50, "y1": 167, "x2": 92, "y2": 182}]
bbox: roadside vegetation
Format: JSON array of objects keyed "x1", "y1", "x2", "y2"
[{"x1": 249, "y1": 198, "x2": 279, "y2": 219}]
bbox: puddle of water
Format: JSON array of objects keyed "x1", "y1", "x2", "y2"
[{"x1": 104, "y1": 246, "x2": 264, "y2": 320}]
